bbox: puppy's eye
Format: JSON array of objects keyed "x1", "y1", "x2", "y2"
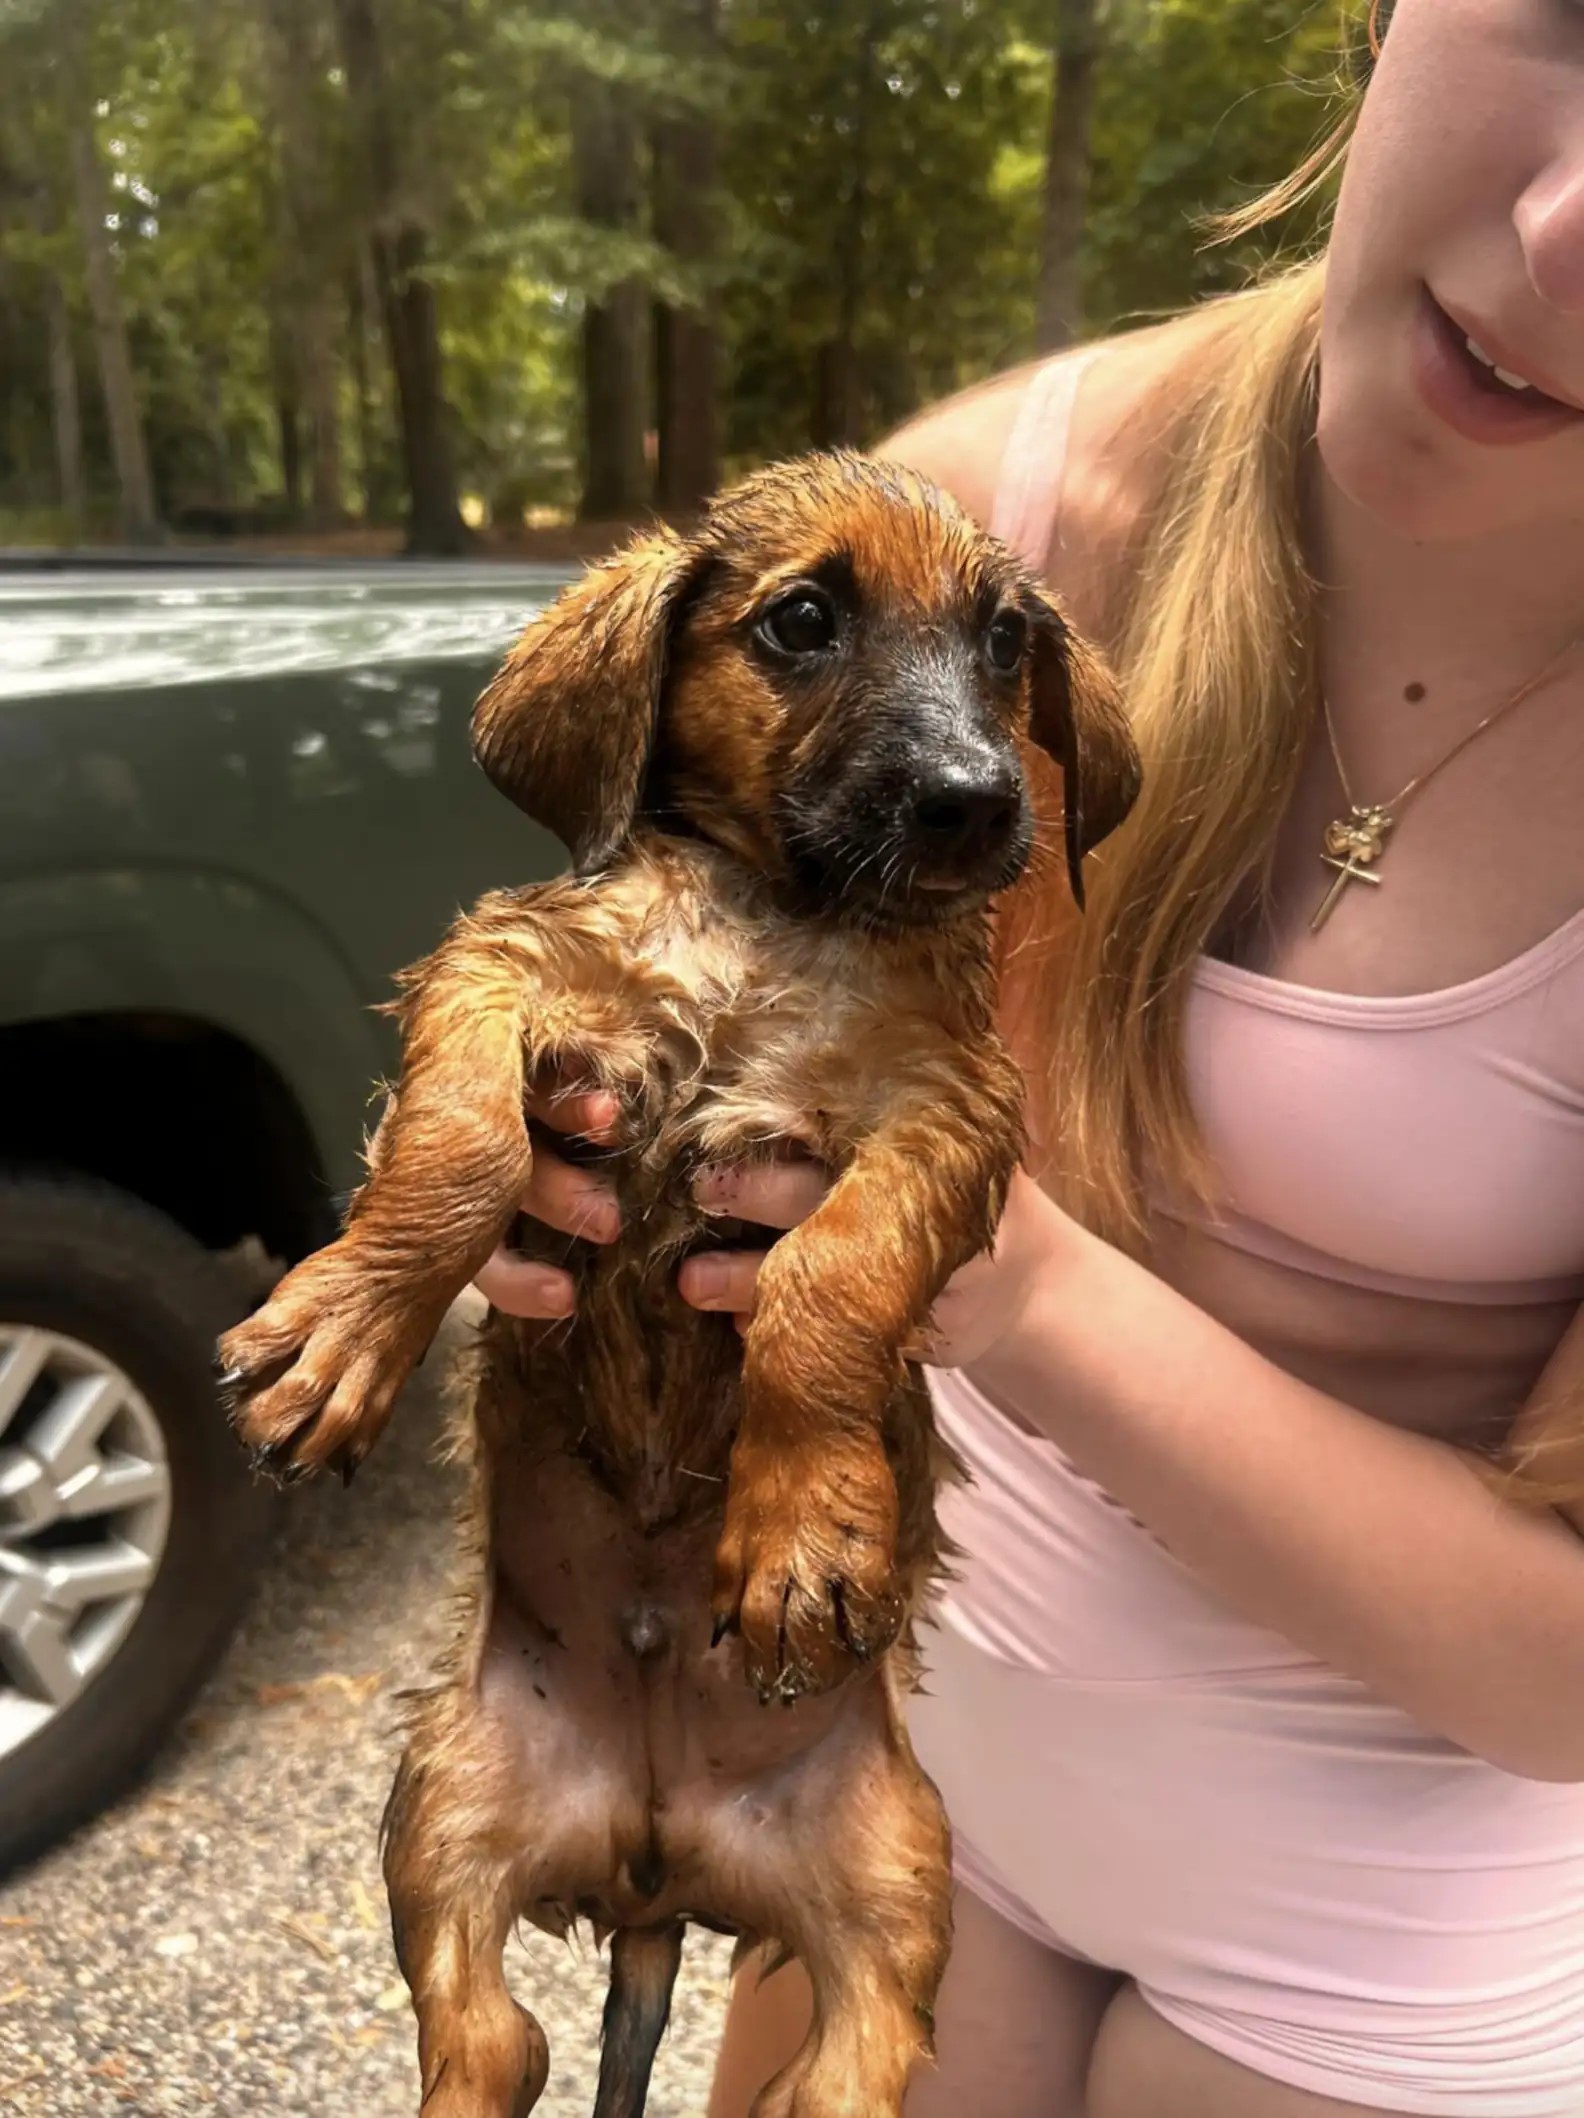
[
  {"x1": 759, "y1": 589, "x2": 838, "y2": 656},
  {"x1": 986, "y1": 610, "x2": 1028, "y2": 673}
]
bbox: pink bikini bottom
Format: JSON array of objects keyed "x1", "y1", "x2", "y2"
[{"x1": 907, "y1": 1368, "x2": 1584, "y2": 2116}]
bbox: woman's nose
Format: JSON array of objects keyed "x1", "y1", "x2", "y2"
[{"x1": 1515, "y1": 153, "x2": 1584, "y2": 316}]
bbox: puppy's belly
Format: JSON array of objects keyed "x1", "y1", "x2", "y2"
[{"x1": 479, "y1": 1443, "x2": 900, "y2": 1935}]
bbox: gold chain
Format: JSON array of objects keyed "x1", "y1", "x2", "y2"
[
  {"x1": 1322, "y1": 629, "x2": 1584, "y2": 825},
  {"x1": 1310, "y1": 630, "x2": 1584, "y2": 932}
]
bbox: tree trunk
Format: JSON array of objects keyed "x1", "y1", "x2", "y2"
[
  {"x1": 374, "y1": 230, "x2": 469, "y2": 550},
  {"x1": 347, "y1": 254, "x2": 384, "y2": 519},
  {"x1": 1035, "y1": 0, "x2": 1102, "y2": 355},
  {"x1": 299, "y1": 288, "x2": 343, "y2": 527},
  {"x1": 262, "y1": 0, "x2": 344, "y2": 528},
  {"x1": 65, "y1": 106, "x2": 158, "y2": 542},
  {"x1": 333, "y1": 0, "x2": 469, "y2": 554},
  {"x1": 812, "y1": 0, "x2": 880, "y2": 448},
  {"x1": 43, "y1": 272, "x2": 84, "y2": 533},
  {"x1": 271, "y1": 311, "x2": 304, "y2": 514},
  {"x1": 652, "y1": 0, "x2": 720, "y2": 518},
  {"x1": 573, "y1": 78, "x2": 649, "y2": 522},
  {"x1": 204, "y1": 360, "x2": 235, "y2": 507}
]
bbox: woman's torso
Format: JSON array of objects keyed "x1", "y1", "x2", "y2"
[
  {"x1": 973, "y1": 328, "x2": 1584, "y2": 1448},
  {"x1": 891, "y1": 324, "x2": 1584, "y2": 2107}
]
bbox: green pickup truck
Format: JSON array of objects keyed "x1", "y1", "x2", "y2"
[{"x1": 0, "y1": 557, "x2": 572, "y2": 1868}]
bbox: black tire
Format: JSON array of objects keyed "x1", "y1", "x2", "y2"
[{"x1": 0, "y1": 1171, "x2": 276, "y2": 1873}]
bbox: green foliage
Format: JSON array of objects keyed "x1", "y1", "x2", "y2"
[
  {"x1": 494, "y1": 10, "x2": 725, "y2": 113},
  {"x1": 0, "y1": 0, "x2": 1367, "y2": 539},
  {"x1": 721, "y1": 0, "x2": 1044, "y2": 458},
  {"x1": 108, "y1": 14, "x2": 283, "y2": 502},
  {"x1": 1086, "y1": 0, "x2": 1356, "y2": 326}
]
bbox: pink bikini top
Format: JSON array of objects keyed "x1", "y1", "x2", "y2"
[{"x1": 993, "y1": 356, "x2": 1584, "y2": 1309}]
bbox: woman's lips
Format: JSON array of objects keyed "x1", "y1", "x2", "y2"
[{"x1": 1411, "y1": 287, "x2": 1584, "y2": 447}]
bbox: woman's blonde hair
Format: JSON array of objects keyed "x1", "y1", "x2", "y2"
[
  {"x1": 1003, "y1": 261, "x2": 1331, "y2": 1245},
  {"x1": 999, "y1": 9, "x2": 1395, "y2": 1248},
  {"x1": 1001, "y1": 0, "x2": 1584, "y2": 1508}
]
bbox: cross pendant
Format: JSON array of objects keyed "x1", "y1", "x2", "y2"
[{"x1": 1310, "y1": 851, "x2": 1383, "y2": 932}]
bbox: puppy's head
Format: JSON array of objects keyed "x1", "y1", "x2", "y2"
[{"x1": 473, "y1": 452, "x2": 1139, "y2": 924}]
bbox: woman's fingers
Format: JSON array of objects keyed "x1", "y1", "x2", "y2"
[
  {"x1": 678, "y1": 1249, "x2": 770, "y2": 1316},
  {"x1": 679, "y1": 1154, "x2": 828, "y2": 1325},
  {"x1": 694, "y1": 1156, "x2": 830, "y2": 1231},
  {"x1": 474, "y1": 1082, "x2": 621, "y2": 1314},
  {"x1": 521, "y1": 1144, "x2": 621, "y2": 1244},
  {"x1": 517, "y1": 1082, "x2": 622, "y2": 1241},
  {"x1": 528, "y1": 1085, "x2": 621, "y2": 1141},
  {"x1": 474, "y1": 1250, "x2": 576, "y2": 1319}
]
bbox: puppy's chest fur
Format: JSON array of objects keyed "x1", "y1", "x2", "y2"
[{"x1": 472, "y1": 833, "x2": 991, "y2": 1519}]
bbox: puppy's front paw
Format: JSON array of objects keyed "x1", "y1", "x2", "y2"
[
  {"x1": 216, "y1": 1246, "x2": 439, "y2": 1484},
  {"x1": 710, "y1": 1424, "x2": 903, "y2": 1701}
]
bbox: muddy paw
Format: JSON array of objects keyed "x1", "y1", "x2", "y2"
[
  {"x1": 710, "y1": 1427, "x2": 903, "y2": 1701},
  {"x1": 216, "y1": 1247, "x2": 438, "y2": 1484}
]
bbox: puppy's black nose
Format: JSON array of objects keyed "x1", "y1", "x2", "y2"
[{"x1": 909, "y1": 757, "x2": 1020, "y2": 870}]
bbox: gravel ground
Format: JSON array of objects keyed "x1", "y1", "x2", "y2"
[{"x1": 0, "y1": 1294, "x2": 731, "y2": 2117}]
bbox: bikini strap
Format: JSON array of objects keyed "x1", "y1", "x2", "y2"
[{"x1": 988, "y1": 352, "x2": 1095, "y2": 574}]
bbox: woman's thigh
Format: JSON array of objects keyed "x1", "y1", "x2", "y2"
[
  {"x1": 1087, "y1": 1987, "x2": 1399, "y2": 2118},
  {"x1": 706, "y1": 1883, "x2": 1123, "y2": 2118},
  {"x1": 911, "y1": 1885, "x2": 1122, "y2": 2116}
]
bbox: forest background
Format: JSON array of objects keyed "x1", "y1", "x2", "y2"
[{"x1": 0, "y1": 0, "x2": 1362, "y2": 555}]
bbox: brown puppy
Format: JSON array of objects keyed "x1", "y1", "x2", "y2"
[{"x1": 217, "y1": 453, "x2": 1139, "y2": 2118}]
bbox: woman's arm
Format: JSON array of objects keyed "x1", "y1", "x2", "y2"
[
  {"x1": 683, "y1": 1167, "x2": 1584, "y2": 1783},
  {"x1": 968, "y1": 1176, "x2": 1584, "y2": 1785}
]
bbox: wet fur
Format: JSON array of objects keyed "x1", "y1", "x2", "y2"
[{"x1": 217, "y1": 454, "x2": 1139, "y2": 2117}]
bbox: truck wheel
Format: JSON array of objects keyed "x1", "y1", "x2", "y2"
[{"x1": 0, "y1": 1172, "x2": 274, "y2": 1872}]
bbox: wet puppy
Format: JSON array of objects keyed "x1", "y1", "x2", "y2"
[{"x1": 218, "y1": 453, "x2": 1139, "y2": 2118}]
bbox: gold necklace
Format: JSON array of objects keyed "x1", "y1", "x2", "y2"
[{"x1": 1310, "y1": 633, "x2": 1584, "y2": 932}]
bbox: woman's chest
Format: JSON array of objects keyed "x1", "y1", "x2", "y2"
[
  {"x1": 1219, "y1": 678, "x2": 1584, "y2": 998},
  {"x1": 1173, "y1": 677, "x2": 1584, "y2": 1430},
  {"x1": 1179, "y1": 959, "x2": 1584, "y2": 1297},
  {"x1": 1155, "y1": 963, "x2": 1584, "y2": 1444},
  {"x1": 1146, "y1": 1198, "x2": 1580, "y2": 1450}
]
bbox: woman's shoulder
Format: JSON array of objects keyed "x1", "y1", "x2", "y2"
[{"x1": 873, "y1": 321, "x2": 1186, "y2": 641}]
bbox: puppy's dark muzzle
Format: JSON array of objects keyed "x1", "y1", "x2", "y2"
[
  {"x1": 906, "y1": 756, "x2": 1022, "y2": 881},
  {"x1": 781, "y1": 747, "x2": 1034, "y2": 921}
]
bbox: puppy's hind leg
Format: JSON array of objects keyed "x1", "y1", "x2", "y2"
[
  {"x1": 750, "y1": 1698, "x2": 952, "y2": 2118},
  {"x1": 383, "y1": 1752, "x2": 547, "y2": 2118}
]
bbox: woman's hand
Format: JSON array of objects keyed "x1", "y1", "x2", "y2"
[
  {"x1": 676, "y1": 1150, "x2": 833, "y2": 1329},
  {"x1": 912, "y1": 1169, "x2": 1068, "y2": 1369},
  {"x1": 681, "y1": 1160, "x2": 1066, "y2": 1373},
  {"x1": 476, "y1": 1084, "x2": 1067, "y2": 1377},
  {"x1": 472, "y1": 1082, "x2": 626, "y2": 1318}
]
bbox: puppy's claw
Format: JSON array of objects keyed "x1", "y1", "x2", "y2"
[
  {"x1": 256, "y1": 1434, "x2": 297, "y2": 1472},
  {"x1": 252, "y1": 1408, "x2": 324, "y2": 1485},
  {"x1": 335, "y1": 1442, "x2": 369, "y2": 1489},
  {"x1": 212, "y1": 1359, "x2": 245, "y2": 1392},
  {"x1": 831, "y1": 1578, "x2": 853, "y2": 1654},
  {"x1": 710, "y1": 1610, "x2": 733, "y2": 1650},
  {"x1": 832, "y1": 1582, "x2": 875, "y2": 1662}
]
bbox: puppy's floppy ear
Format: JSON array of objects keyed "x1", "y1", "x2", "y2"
[
  {"x1": 1024, "y1": 590, "x2": 1141, "y2": 909},
  {"x1": 471, "y1": 528, "x2": 701, "y2": 874}
]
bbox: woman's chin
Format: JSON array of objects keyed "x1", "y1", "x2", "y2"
[
  {"x1": 1315, "y1": 375, "x2": 1580, "y2": 548},
  {"x1": 1318, "y1": 404, "x2": 1507, "y2": 545}
]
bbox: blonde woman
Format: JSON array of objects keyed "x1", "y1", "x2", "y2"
[{"x1": 478, "y1": 1, "x2": 1584, "y2": 2108}]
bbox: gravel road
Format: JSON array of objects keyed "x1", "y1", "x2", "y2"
[{"x1": 0, "y1": 1294, "x2": 731, "y2": 2117}]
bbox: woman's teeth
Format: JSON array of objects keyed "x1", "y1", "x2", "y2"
[{"x1": 1464, "y1": 336, "x2": 1538, "y2": 396}]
